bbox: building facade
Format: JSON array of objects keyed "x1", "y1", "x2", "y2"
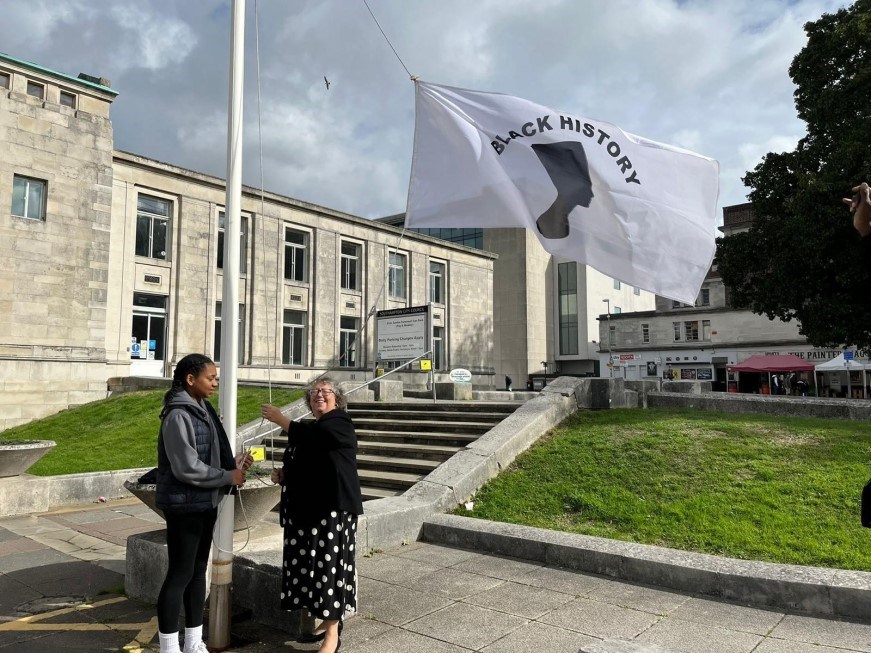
[
  {"x1": 0, "y1": 53, "x2": 495, "y2": 430},
  {"x1": 377, "y1": 219, "x2": 657, "y2": 389},
  {"x1": 595, "y1": 203, "x2": 844, "y2": 388}
]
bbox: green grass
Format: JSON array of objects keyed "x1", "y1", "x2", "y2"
[
  {"x1": 0, "y1": 386, "x2": 303, "y2": 476},
  {"x1": 454, "y1": 408, "x2": 871, "y2": 571}
]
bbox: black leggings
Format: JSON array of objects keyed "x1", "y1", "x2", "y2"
[{"x1": 157, "y1": 508, "x2": 218, "y2": 632}]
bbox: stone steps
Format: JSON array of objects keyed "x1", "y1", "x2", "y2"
[{"x1": 260, "y1": 399, "x2": 521, "y2": 500}]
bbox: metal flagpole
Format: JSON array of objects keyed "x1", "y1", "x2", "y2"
[{"x1": 209, "y1": 0, "x2": 245, "y2": 647}]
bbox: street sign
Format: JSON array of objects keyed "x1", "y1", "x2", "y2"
[{"x1": 844, "y1": 351, "x2": 854, "y2": 361}]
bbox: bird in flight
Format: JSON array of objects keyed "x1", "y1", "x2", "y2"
[{"x1": 324, "y1": 76, "x2": 330, "y2": 90}]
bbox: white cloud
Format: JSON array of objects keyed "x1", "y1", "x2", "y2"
[{"x1": 0, "y1": 0, "x2": 853, "y2": 221}]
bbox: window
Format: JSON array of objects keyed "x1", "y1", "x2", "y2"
[
  {"x1": 613, "y1": 279, "x2": 621, "y2": 290},
  {"x1": 214, "y1": 302, "x2": 245, "y2": 364},
  {"x1": 673, "y1": 322, "x2": 681, "y2": 341},
  {"x1": 608, "y1": 325, "x2": 617, "y2": 347},
  {"x1": 282, "y1": 310, "x2": 306, "y2": 365},
  {"x1": 0, "y1": 71, "x2": 9, "y2": 89},
  {"x1": 702, "y1": 319, "x2": 711, "y2": 340},
  {"x1": 388, "y1": 251, "x2": 406, "y2": 298},
  {"x1": 341, "y1": 242, "x2": 361, "y2": 290},
  {"x1": 26, "y1": 81, "x2": 44, "y2": 99},
  {"x1": 685, "y1": 320, "x2": 700, "y2": 341},
  {"x1": 339, "y1": 317, "x2": 358, "y2": 367},
  {"x1": 433, "y1": 326, "x2": 445, "y2": 369},
  {"x1": 641, "y1": 323, "x2": 650, "y2": 344},
  {"x1": 11, "y1": 174, "x2": 47, "y2": 220},
  {"x1": 284, "y1": 228, "x2": 308, "y2": 282},
  {"x1": 696, "y1": 288, "x2": 710, "y2": 307},
  {"x1": 633, "y1": 286, "x2": 641, "y2": 296},
  {"x1": 135, "y1": 194, "x2": 170, "y2": 259},
  {"x1": 217, "y1": 211, "x2": 248, "y2": 274},
  {"x1": 614, "y1": 306, "x2": 622, "y2": 314},
  {"x1": 558, "y1": 262, "x2": 578, "y2": 355},
  {"x1": 131, "y1": 293, "x2": 167, "y2": 362},
  {"x1": 430, "y1": 261, "x2": 445, "y2": 304},
  {"x1": 59, "y1": 91, "x2": 76, "y2": 109}
]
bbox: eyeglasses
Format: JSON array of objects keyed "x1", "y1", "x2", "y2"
[{"x1": 308, "y1": 388, "x2": 335, "y2": 397}]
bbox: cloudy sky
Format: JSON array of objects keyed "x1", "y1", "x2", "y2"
[{"x1": 0, "y1": 0, "x2": 849, "y2": 224}]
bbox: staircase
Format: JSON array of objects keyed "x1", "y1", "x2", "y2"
[{"x1": 264, "y1": 400, "x2": 522, "y2": 501}]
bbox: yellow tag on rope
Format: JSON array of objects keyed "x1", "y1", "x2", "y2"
[
  {"x1": 420, "y1": 359, "x2": 432, "y2": 371},
  {"x1": 248, "y1": 446, "x2": 265, "y2": 462}
]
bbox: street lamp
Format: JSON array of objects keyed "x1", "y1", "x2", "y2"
[
  {"x1": 602, "y1": 299, "x2": 612, "y2": 377},
  {"x1": 541, "y1": 360, "x2": 548, "y2": 387}
]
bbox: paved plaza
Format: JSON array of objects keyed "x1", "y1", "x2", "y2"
[{"x1": 1, "y1": 498, "x2": 871, "y2": 652}]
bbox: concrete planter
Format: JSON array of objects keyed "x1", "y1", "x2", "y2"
[
  {"x1": 124, "y1": 475, "x2": 281, "y2": 531},
  {"x1": 0, "y1": 440, "x2": 57, "y2": 478}
]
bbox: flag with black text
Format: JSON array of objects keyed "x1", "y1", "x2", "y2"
[{"x1": 405, "y1": 81, "x2": 720, "y2": 304}]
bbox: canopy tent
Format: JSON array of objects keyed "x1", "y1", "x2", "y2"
[
  {"x1": 727, "y1": 354, "x2": 814, "y2": 373},
  {"x1": 727, "y1": 354, "x2": 815, "y2": 395},
  {"x1": 815, "y1": 353, "x2": 870, "y2": 398},
  {"x1": 815, "y1": 352, "x2": 871, "y2": 371}
]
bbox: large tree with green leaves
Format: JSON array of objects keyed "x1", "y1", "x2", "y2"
[{"x1": 716, "y1": 0, "x2": 871, "y2": 350}]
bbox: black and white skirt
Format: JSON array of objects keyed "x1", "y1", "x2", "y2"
[{"x1": 280, "y1": 510, "x2": 358, "y2": 620}]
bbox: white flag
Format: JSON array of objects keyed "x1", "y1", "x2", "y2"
[{"x1": 405, "y1": 82, "x2": 720, "y2": 304}]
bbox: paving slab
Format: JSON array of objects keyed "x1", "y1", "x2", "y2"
[
  {"x1": 404, "y1": 602, "x2": 527, "y2": 650},
  {"x1": 540, "y1": 597, "x2": 661, "y2": 640},
  {"x1": 480, "y1": 620, "x2": 598, "y2": 653},
  {"x1": 588, "y1": 579, "x2": 692, "y2": 615},
  {"x1": 356, "y1": 577, "x2": 453, "y2": 626},
  {"x1": 665, "y1": 597, "x2": 784, "y2": 635},
  {"x1": 402, "y1": 567, "x2": 505, "y2": 599},
  {"x1": 347, "y1": 626, "x2": 473, "y2": 652},
  {"x1": 463, "y1": 579, "x2": 575, "y2": 619},
  {"x1": 768, "y1": 613, "x2": 871, "y2": 652},
  {"x1": 638, "y1": 617, "x2": 763, "y2": 653}
]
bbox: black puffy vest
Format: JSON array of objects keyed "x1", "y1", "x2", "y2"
[{"x1": 156, "y1": 404, "x2": 222, "y2": 514}]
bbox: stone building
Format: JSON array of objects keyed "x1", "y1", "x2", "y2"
[
  {"x1": 0, "y1": 53, "x2": 495, "y2": 430},
  {"x1": 595, "y1": 203, "x2": 842, "y2": 388},
  {"x1": 376, "y1": 220, "x2": 656, "y2": 389}
]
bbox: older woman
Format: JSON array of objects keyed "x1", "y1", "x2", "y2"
[{"x1": 261, "y1": 377, "x2": 363, "y2": 653}]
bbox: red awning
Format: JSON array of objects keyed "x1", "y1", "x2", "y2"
[{"x1": 727, "y1": 354, "x2": 814, "y2": 373}]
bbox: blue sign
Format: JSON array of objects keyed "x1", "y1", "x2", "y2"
[
  {"x1": 844, "y1": 351, "x2": 854, "y2": 361},
  {"x1": 149, "y1": 340, "x2": 157, "y2": 351}
]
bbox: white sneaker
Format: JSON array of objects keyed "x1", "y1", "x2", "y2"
[{"x1": 185, "y1": 642, "x2": 209, "y2": 653}]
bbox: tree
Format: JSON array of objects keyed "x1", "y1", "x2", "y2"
[{"x1": 716, "y1": 0, "x2": 871, "y2": 350}]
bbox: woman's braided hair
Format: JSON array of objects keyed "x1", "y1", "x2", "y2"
[{"x1": 160, "y1": 353, "x2": 215, "y2": 419}]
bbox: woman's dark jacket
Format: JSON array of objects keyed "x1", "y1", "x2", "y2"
[
  {"x1": 280, "y1": 408, "x2": 364, "y2": 526},
  {"x1": 156, "y1": 392, "x2": 235, "y2": 515}
]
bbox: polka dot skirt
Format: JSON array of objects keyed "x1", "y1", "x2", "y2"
[{"x1": 279, "y1": 510, "x2": 357, "y2": 619}]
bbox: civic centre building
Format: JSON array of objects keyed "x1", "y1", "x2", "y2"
[{"x1": 0, "y1": 53, "x2": 496, "y2": 429}]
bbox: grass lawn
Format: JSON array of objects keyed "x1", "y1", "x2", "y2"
[
  {"x1": 0, "y1": 386, "x2": 304, "y2": 476},
  {"x1": 455, "y1": 408, "x2": 871, "y2": 571}
]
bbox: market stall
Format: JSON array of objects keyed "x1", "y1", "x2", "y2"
[
  {"x1": 727, "y1": 354, "x2": 815, "y2": 395},
  {"x1": 814, "y1": 353, "x2": 871, "y2": 398}
]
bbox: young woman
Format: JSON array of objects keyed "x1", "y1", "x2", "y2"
[
  {"x1": 262, "y1": 377, "x2": 363, "y2": 653},
  {"x1": 155, "y1": 353, "x2": 252, "y2": 653}
]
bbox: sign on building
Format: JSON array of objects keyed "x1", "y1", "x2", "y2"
[{"x1": 375, "y1": 305, "x2": 430, "y2": 362}]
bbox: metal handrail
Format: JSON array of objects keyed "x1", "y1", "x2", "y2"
[{"x1": 241, "y1": 349, "x2": 434, "y2": 447}]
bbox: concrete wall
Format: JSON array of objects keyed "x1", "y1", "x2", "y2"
[{"x1": 648, "y1": 391, "x2": 871, "y2": 420}]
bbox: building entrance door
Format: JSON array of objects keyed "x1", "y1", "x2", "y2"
[{"x1": 130, "y1": 293, "x2": 167, "y2": 377}]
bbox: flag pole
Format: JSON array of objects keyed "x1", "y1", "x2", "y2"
[{"x1": 209, "y1": 0, "x2": 245, "y2": 648}]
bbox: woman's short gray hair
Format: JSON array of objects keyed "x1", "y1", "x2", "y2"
[{"x1": 304, "y1": 375, "x2": 347, "y2": 411}]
